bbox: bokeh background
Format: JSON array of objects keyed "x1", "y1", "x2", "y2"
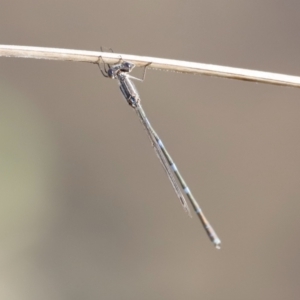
[{"x1": 1, "y1": 1, "x2": 300, "y2": 299}]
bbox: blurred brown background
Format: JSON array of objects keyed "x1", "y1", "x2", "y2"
[{"x1": 1, "y1": 1, "x2": 300, "y2": 299}]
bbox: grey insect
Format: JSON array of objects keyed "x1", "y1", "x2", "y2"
[{"x1": 98, "y1": 57, "x2": 221, "y2": 249}]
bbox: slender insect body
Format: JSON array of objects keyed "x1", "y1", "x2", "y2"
[{"x1": 99, "y1": 59, "x2": 221, "y2": 249}]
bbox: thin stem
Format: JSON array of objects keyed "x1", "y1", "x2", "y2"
[{"x1": 0, "y1": 44, "x2": 300, "y2": 88}]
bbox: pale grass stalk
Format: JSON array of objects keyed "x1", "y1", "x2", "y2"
[{"x1": 1, "y1": 45, "x2": 300, "y2": 88}]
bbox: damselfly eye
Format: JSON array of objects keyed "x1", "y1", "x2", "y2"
[
  {"x1": 108, "y1": 69, "x2": 115, "y2": 78},
  {"x1": 122, "y1": 62, "x2": 134, "y2": 72}
]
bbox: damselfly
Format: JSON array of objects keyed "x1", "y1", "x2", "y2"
[{"x1": 98, "y1": 57, "x2": 221, "y2": 249}]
